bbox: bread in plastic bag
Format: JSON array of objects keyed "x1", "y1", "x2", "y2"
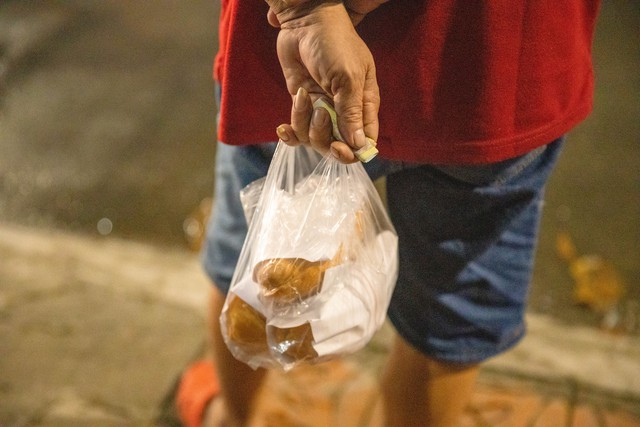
[{"x1": 221, "y1": 141, "x2": 398, "y2": 370}]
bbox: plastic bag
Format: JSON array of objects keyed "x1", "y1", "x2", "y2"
[{"x1": 221, "y1": 141, "x2": 399, "y2": 370}]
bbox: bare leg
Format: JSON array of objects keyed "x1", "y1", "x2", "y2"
[
  {"x1": 206, "y1": 286, "x2": 267, "y2": 427},
  {"x1": 381, "y1": 335, "x2": 479, "y2": 427}
]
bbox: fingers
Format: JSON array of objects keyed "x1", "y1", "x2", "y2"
[
  {"x1": 308, "y1": 107, "x2": 332, "y2": 149},
  {"x1": 362, "y1": 70, "x2": 380, "y2": 144},
  {"x1": 333, "y1": 66, "x2": 380, "y2": 156},
  {"x1": 276, "y1": 97, "x2": 358, "y2": 163},
  {"x1": 276, "y1": 124, "x2": 298, "y2": 145},
  {"x1": 291, "y1": 87, "x2": 312, "y2": 144},
  {"x1": 275, "y1": 87, "x2": 315, "y2": 147},
  {"x1": 309, "y1": 107, "x2": 357, "y2": 163},
  {"x1": 278, "y1": 87, "x2": 364, "y2": 164},
  {"x1": 330, "y1": 142, "x2": 358, "y2": 163}
]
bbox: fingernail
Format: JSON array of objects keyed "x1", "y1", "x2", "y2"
[
  {"x1": 312, "y1": 108, "x2": 327, "y2": 127},
  {"x1": 353, "y1": 129, "x2": 366, "y2": 149},
  {"x1": 330, "y1": 146, "x2": 340, "y2": 159},
  {"x1": 276, "y1": 125, "x2": 289, "y2": 141},
  {"x1": 294, "y1": 87, "x2": 307, "y2": 111}
]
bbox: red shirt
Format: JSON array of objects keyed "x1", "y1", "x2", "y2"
[{"x1": 215, "y1": 0, "x2": 600, "y2": 164}]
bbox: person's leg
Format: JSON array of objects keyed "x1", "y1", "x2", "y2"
[
  {"x1": 199, "y1": 142, "x2": 277, "y2": 426},
  {"x1": 204, "y1": 287, "x2": 267, "y2": 427},
  {"x1": 381, "y1": 335, "x2": 479, "y2": 427},
  {"x1": 382, "y1": 140, "x2": 565, "y2": 426}
]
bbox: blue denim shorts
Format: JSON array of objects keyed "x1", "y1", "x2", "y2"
[{"x1": 202, "y1": 138, "x2": 564, "y2": 364}]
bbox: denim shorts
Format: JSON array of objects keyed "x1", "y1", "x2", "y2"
[{"x1": 202, "y1": 138, "x2": 564, "y2": 364}]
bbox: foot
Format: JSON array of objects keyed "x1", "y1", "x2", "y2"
[
  {"x1": 176, "y1": 359, "x2": 229, "y2": 427},
  {"x1": 202, "y1": 395, "x2": 229, "y2": 427}
]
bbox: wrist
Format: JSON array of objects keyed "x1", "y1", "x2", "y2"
[
  {"x1": 266, "y1": 0, "x2": 342, "y2": 25},
  {"x1": 344, "y1": 0, "x2": 389, "y2": 21}
]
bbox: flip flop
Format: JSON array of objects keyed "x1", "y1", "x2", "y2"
[{"x1": 176, "y1": 359, "x2": 221, "y2": 427}]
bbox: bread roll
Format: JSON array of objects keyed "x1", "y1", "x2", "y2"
[
  {"x1": 226, "y1": 296, "x2": 318, "y2": 363},
  {"x1": 270, "y1": 322, "x2": 318, "y2": 362},
  {"x1": 225, "y1": 296, "x2": 268, "y2": 355},
  {"x1": 254, "y1": 257, "x2": 332, "y2": 303}
]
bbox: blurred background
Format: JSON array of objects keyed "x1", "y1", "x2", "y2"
[
  {"x1": 0, "y1": 0, "x2": 638, "y2": 425},
  {"x1": 0, "y1": 0, "x2": 218, "y2": 246}
]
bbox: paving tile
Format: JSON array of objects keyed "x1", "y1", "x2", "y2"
[
  {"x1": 242, "y1": 358, "x2": 640, "y2": 427},
  {"x1": 469, "y1": 374, "x2": 640, "y2": 427},
  {"x1": 252, "y1": 360, "x2": 381, "y2": 427}
]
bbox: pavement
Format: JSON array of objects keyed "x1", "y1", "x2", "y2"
[
  {"x1": 0, "y1": 1, "x2": 639, "y2": 426},
  {"x1": 1, "y1": 223, "x2": 640, "y2": 426}
]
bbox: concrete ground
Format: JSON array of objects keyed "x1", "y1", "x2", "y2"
[
  {"x1": 0, "y1": 1, "x2": 638, "y2": 426},
  {"x1": 2, "y1": 224, "x2": 639, "y2": 426}
]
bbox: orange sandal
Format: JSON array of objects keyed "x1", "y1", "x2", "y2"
[{"x1": 176, "y1": 360, "x2": 221, "y2": 427}]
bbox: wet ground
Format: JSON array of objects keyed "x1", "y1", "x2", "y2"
[{"x1": 0, "y1": 1, "x2": 638, "y2": 425}]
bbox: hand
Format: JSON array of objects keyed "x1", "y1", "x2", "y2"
[
  {"x1": 269, "y1": 1, "x2": 380, "y2": 163},
  {"x1": 277, "y1": 87, "x2": 352, "y2": 162}
]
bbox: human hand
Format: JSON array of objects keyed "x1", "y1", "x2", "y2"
[
  {"x1": 277, "y1": 90, "x2": 378, "y2": 163},
  {"x1": 267, "y1": 1, "x2": 380, "y2": 163}
]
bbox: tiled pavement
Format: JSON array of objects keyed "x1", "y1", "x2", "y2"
[
  {"x1": 2, "y1": 224, "x2": 638, "y2": 427},
  {"x1": 157, "y1": 357, "x2": 640, "y2": 427},
  {"x1": 157, "y1": 322, "x2": 640, "y2": 427}
]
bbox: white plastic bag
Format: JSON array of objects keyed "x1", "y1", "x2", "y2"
[{"x1": 221, "y1": 141, "x2": 398, "y2": 370}]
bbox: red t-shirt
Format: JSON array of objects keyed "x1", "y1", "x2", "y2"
[{"x1": 214, "y1": 0, "x2": 600, "y2": 164}]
